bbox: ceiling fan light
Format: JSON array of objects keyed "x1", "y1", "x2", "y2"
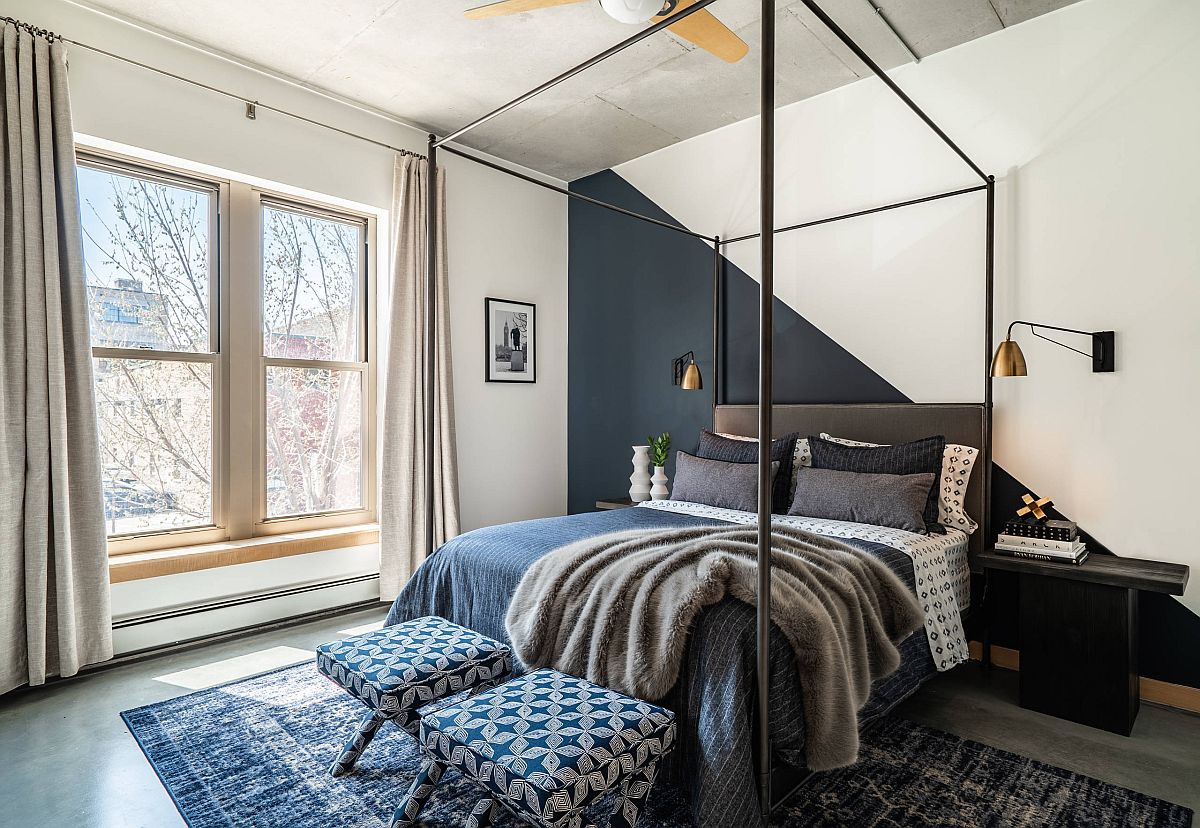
[{"x1": 598, "y1": 0, "x2": 668, "y2": 24}]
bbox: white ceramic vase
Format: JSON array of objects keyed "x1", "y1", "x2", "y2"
[
  {"x1": 650, "y1": 465, "x2": 669, "y2": 500},
  {"x1": 629, "y1": 445, "x2": 652, "y2": 503}
]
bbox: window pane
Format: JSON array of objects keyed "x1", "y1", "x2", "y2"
[
  {"x1": 265, "y1": 367, "x2": 362, "y2": 517},
  {"x1": 94, "y1": 358, "x2": 213, "y2": 535},
  {"x1": 79, "y1": 165, "x2": 213, "y2": 353},
  {"x1": 262, "y1": 206, "x2": 362, "y2": 361}
]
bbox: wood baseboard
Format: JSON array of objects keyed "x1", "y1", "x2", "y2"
[{"x1": 968, "y1": 640, "x2": 1200, "y2": 715}]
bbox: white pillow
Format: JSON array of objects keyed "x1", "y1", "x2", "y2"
[
  {"x1": 819, "y1": 433, "x2": 979, "y2": 534},
  {"x1": 717, "y1": 432, "x2": 811, "y2": 502}
]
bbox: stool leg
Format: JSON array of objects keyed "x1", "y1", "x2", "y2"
[
  {"x1": 465, "y1": 797, "x2": 499, "y2": 828},
  {"x1": 389, "y1": 757, "x2": 446, "y2": 828},
  {"x1": 611, "y1": 759, "x2": 662, "y2": 828},
  {"x1": 330, "y1": 708, "x2": 387, "y2": 777}
]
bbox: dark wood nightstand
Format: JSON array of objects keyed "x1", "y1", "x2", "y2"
[
  {"x1": 979, "y1": 549, "x2": 1189, "y2": 736},
  {"x1": 595, "y1": 497, "x2": 635, "y2": 510}
]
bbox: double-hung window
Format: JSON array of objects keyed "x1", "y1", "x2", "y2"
[{"x1": 78, "y1": 150, "x2": 376, "y2": 555}]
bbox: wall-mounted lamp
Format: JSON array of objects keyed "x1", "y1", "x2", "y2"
[
  {"x1": 991, "y1": 321, "x2": 1115, "y2": 376},
  {"x1": 672, "y1": 351, "x2": 703, "y2": 390}
]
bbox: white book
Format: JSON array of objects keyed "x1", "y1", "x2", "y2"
[
  {"x1": 995, "y1": 540, "x2": 1086, "y2": 560},
  {"x1": 997, "y1": 534, "x2": 1084, "y2": 554},
  {"x1": 995, "y1": 546, "x2": 1089, "y2": 565}
]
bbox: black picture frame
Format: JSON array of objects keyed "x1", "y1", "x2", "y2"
[{"x1": 485, "y1": 297, "x2": 536, "y2": 383}]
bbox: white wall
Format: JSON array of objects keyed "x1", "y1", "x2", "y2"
[
  {"x1": 616, "y1": 0, "x2": 1200, "y2": 614},
  {"x1": 11, "y1": 0, "x2": 568, "y2": 650}
]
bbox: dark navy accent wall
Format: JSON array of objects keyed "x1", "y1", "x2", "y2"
[
  {"x1": 720, "y1": 266, "x2": 909, "y2": 405},
  {"x1": 567, "y1": 171, "x2": 714, "y2": 515},
  {"x1": 568, "y1": 168, "x2": 1200, "y2": 690},
  {"x1": 569, "y1": 170, "x2": 909, "y2": 515}
]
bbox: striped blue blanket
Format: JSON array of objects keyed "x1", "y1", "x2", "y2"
[{"x1": 385, "y1": 507, "x2": 935, "y2": 828}]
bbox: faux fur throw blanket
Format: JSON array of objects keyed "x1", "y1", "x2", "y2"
[{"x1": 505, "y1": 524, "x2": 924, "y2": 770}]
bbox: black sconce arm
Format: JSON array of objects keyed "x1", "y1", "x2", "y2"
[{"x1": 1006, "y1": 320, "x2": 1115, "y2": 372}]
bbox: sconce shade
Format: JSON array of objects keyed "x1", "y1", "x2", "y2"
[
  {"x1": 682, "y1": 359, "x2": 703, "y2": 390},
  {"x1": 991, "y1": 339, "x2": 1028, "y2": 377}
]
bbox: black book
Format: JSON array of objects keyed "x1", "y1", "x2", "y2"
[{"x1": 1003, "y1": 519, "x2": 1077, "y2": 542}]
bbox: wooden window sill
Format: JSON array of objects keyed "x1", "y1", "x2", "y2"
[{"x1": 108, "y1": 524, "x2": 380, "y2": 584}]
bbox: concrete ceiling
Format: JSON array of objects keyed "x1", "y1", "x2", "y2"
[{"x1": 83, "y1": 0, "x2": 1083, "y2": 180}]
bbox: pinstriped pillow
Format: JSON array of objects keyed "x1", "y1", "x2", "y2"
[
  {"x1": 820, "y1": 433, "x2": 979, "y2": 534},
  {"x1": 716, "y1": 432, "x2": 811, "y2": 507},
  {"x1": 697, "y1": 430, "x2": 797, "y2": 514},
  {"x1": 808, "y1": 435, "x2": 946, "y2": 534}
]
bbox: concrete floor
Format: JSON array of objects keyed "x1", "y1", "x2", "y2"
[{"x1": 1, "y1": 607, "x2": 1196, "y2": 827}]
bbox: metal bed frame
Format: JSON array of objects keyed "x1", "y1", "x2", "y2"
[{"x1": 421, "y1": 1, "x2": 996, "y2": 820}]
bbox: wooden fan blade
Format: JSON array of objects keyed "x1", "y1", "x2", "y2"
[
  {"x1": 464, "y1": 0, "x2": 589, "y2": 20},
  {"x1": 655, "y1": 1, "x2": 748, "y2": 63}
]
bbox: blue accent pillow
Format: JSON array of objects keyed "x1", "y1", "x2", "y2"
[
  {"x1": 808, "y1": 434, "x2": 946, "y2": 534},
  {"x1": 695, "y1": 429, "x2": 797, "y2": 514}
]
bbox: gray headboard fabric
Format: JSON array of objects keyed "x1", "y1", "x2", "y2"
[{"x1": 713, "y1": 403, "x2": 987, "y2": 561}]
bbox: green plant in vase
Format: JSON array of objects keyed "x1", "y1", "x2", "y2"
[{"x1": 648, "y1": 432, "x2": 671, "y2": 500}]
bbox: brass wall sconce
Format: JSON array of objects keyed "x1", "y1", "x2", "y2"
[
  {"x1": 992, "y1": 321, "x2": 1115, "y2": 376},
  {"x1": 672, "y1": 351, "x2": 703, "y2": 390}
]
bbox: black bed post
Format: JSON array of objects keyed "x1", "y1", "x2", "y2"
[
  {"x1": 425, "y1": 134, "x2": 438, "y2": 560},
  {"x1": 983, "y1": 177, "x2": 995, "y2": 543},
  {"x1": 756, "y1": 0, "x2": 775, "y2": 818},
  {"x1": 712, "y1": 236, "x2": 721, "y2": 419}
]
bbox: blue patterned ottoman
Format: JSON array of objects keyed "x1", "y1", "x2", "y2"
[
  {"x1": 316, "y1": 616, "x2": 511, "y2": 777},
  {"x1": 391, "y1": 668, "x2": 676, "y2": 828}
]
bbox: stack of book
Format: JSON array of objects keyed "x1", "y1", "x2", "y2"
[{"x1": 995, "y1": 519, "x2": 1087, "y2": 564}]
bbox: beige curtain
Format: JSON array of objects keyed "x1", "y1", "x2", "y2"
[
  {"x1": 1, "y1": 23, "x2": 112, "y2": 694},
  {"x1": 380, "y1": 154, "x2": 460, "y2": 599}
]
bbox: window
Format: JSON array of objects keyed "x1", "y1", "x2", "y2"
[
  {"x1": 80, "y1": 161, "x2": 217, "y2": 536},
  {"x1": 261, "y1": 202, "x2": 367, "y2": 519},
  {"x1": 79, "y1": 151, "x2": 376, "y2": 553}
]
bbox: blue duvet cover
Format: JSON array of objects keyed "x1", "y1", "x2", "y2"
[{"x1": 385, "y1": 507, "x2": 935, "y2": 827}]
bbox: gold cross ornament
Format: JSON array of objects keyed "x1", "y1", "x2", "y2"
[{"x1": 1016, "y1": 493, "x2": 1054, "y2": 522}]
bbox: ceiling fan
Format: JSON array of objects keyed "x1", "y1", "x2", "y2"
[{"x1": 463, "y1": 0, "x2": 750, "y2": 63}]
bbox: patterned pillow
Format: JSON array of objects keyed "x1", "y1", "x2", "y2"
[
  {"x1": 808, "y1": 435, "x2": 946, "y2": 534},
  {"x1": 697, "y1": 429, "x2": 797, "y2": 514},
  {"x1": 671, "y1": 451, "x2": 780, "y2": 514},
  {"x1": 820, "y1": 433, "x2": 979, "y2": 534}
]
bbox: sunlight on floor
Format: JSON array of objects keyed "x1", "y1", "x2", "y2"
[
  {"x1": 337, "y1": 620, "x2": 385, "y2": 636},
  {"x1": 153, "y1": 646, "x2": 315, "y2": 690}
]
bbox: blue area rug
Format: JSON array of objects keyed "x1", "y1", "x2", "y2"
[{"x1": 122, "y1": 663, "x2": 1192, "y2": 828}]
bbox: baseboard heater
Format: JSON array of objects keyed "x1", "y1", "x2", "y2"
[{"x1": 112, "y1": 572, "x2": 381, "y2": 629}]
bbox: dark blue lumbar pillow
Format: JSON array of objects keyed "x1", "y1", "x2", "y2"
[
  {"x1": 788, "y1": 466, "x2": 936, "y2": 533},
  {"x1": 671, "y1": 451, "x2": 779, "y2": 514},
  {"x1": 808, "y1": 434, "x2": 946, "y2": 534},
  {"x1": 695, "y1": 429, "x2": 797, "y2": 514}
]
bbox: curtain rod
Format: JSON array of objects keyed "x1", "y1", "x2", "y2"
[
  {"x1": 41, "y1": 22, "x2": 427, "y2": 161},
  {"x1": 1, "y1": 15, "x2": 64, "y2": 42}
]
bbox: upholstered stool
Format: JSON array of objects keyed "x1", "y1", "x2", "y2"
[
  {"x1": 391, "y1": 668, "x2": 676, "y2": 828},
  {"x1": 316, "y1": 615, "x2": 511, "y2": 777}
]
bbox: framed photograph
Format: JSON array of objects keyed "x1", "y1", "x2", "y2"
[{"x1": 485, "y1": 297, "x2": 536, "y2": 383}]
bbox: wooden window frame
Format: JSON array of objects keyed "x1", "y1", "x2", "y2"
[{"x1": 80, "y1": 147, "x2": 378, "y2": 559}]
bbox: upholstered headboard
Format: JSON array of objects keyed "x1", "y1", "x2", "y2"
[{"x1": 713, "y1": 403, "x2": 987, "y2": 560}]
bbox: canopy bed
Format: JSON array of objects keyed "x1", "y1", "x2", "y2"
[{"x1": 407, "y1": 0, "x2": 997, "y2": 823}]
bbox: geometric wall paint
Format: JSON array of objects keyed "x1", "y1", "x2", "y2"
[{"x1": 569, "y1": 168, "x2": 1200, "y2": 691}]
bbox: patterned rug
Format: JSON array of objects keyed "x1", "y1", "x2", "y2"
[{"x1": 122, "y1": 663, "x2": 1192, "y2": 828}]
